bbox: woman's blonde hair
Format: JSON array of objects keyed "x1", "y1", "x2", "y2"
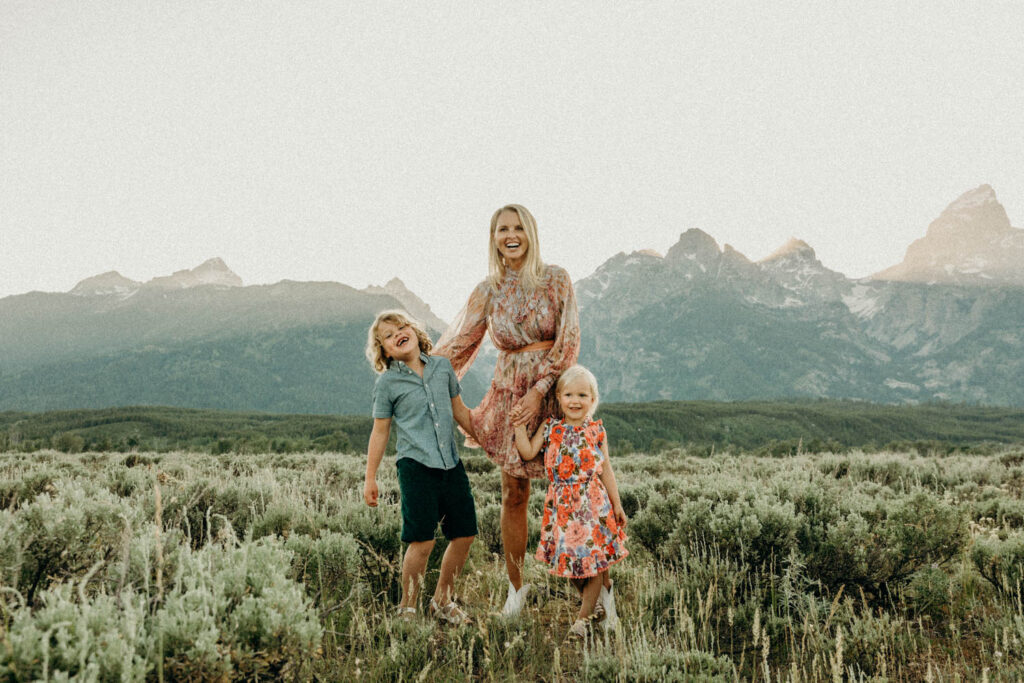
[
  {"x1": 556, "y1": 365, "x2": 600, "y2": 416},
  {"x1": 365, "y1": 309, "x2": 433, "y2": 373},
  {"x1": 488, "y1": 204, "x2": 545, "y2": 291}
]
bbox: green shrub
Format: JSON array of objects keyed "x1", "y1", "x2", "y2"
[
  {"x1": 585, "y1": 649, "x2": 736, "y2": 682},
  {"x1": 972, "y1": 534, "x2": 1024, "y2": 593},
  {"x1": 326, "y1": 505, "x2": 402, "y2": 601},
  {"x1": 476, "y1": 503, "x2": 503, "y2": 555},
  {"x1": 286, "y1": 531, "x2": 361, "y2": 607},
  {"x1": 0, "y1": 467, "x2": 59, "y2": 508},
  {"x1": 157, "y1": 539, "x2": 322, "y2": 680},
  {"x1": 0, "y1": 584, "x2": 150, "y2": 681},
  {"x1": 905, "y1": 564, "x2": 951, "y2": 622},
  {"x1": 11, "y1": 481, "x2": 132, "y2": 604}
]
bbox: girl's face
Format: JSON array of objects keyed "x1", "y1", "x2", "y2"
[
  {"x1": 493, "y1": 209, "x2": 529, "y2": 268},
  {"x1": 557, "y1": 377, "x2": 595, "y2": 424}
]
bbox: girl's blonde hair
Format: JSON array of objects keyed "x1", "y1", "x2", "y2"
[
  {"x1": 365, "y1": 309, "x2": 433, "y2": 373},
  {"x1": 556, "y1": 365, "x2": 600, "y2": 416},
  {"x1": 488, "y1": 204, "x2": 545, "y2": 291}
]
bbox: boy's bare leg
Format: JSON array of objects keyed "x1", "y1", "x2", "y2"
[
  {"x1": 501, "y1": 472, "x2": 530, "y2": 590},
  {"x1": 433, "y1": 535, "x2": 474, "y2": 605},
  {"x1": 578, "y1": 575, "x2": 602, "y2": 620},
  {"x1": 400, "y1": 540, "x2": 435, "y2": 609}
]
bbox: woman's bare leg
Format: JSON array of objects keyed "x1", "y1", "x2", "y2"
[{"x1": 501, "y1": 471, "x2": 531, "y2": 589}]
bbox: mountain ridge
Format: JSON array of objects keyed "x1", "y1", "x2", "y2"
[{"x1": 2, "y1": 184, "x2": 1023, "y2": 411}]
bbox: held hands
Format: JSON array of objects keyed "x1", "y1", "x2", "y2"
[
  {"x1": 363, "y1": 478, "x2": 379, "y2": 507},
  {"x1": 510, "y1": 387, "x2": 543, "y2": 426}
]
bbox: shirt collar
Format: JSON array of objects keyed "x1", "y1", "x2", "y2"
[{"x1": 393, "y1": 352, "x2": 430, "y2": 374}]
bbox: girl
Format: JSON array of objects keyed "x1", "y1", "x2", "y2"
[
  {"x1": 514, "y1": 365, "x2": 627, "y2": 639},
  {"x1": 363, "y1": 310, "x2": 479, "y2": 625}
]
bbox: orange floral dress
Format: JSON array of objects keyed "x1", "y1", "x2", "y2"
[
  {"x1": 434, "y1": 265, "x2": 580, "y2": 479},
  {"x1": 535, "y1": 418, "x2": 628, "y2": 578}
]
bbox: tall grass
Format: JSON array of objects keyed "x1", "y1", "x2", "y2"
[{"x1": 1, "y1": 447, "x2": 1022, "y2": 680}]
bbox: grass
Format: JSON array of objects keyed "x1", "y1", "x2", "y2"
[{"x1": 2, "y1": 446, "x2": 1023, "y2": 680}]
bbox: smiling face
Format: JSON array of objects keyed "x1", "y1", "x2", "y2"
[
  {"x1": 492, "y1": 209, "x2": 529, "y2": 269},
  {"x1": 557, "y1": 376, "x2": 595, "y2": 425},
  {"x1": 376, "y1": 320, "x2": 419, "y2": 363}
]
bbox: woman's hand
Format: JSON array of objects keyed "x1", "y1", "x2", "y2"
[{"x1": 511, "y1": 387, "x2": 543, "y2": 426}]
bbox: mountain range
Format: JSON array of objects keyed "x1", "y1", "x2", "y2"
[{"x1": 2, "y1": 184, "x2": 1023, "y2": 412}]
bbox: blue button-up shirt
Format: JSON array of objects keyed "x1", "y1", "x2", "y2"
[{"x1": 372, "y1": 353, "x2": 461, "y2": 470}]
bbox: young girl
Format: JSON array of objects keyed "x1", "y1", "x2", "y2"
[
  {"x1": 514, "y1": 365, "x2": 627, "y2": 639},
  {"x1": 363, "y1": 310, "x2": 479, "y2": 625}
]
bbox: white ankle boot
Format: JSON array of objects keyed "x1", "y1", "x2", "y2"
[
  {"x1": 599, "y1": 581, "x2": 618, "y2": 631},
  {"x1": 501, "y1": 581, "x2": 531, "y2": 616}
]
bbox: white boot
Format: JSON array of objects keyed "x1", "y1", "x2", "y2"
[
  {"x1": 599, "y1": 580, "x2": 618, "y2": 631},
  {"x1": 501, "y1": 581, "x2": 531, "y2": 616}
]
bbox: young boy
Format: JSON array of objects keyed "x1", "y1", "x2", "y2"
[{"x1": 363, "y1": 310, "x2": 478, "y2": 624}]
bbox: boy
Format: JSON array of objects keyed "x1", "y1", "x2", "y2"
[{"x1": 363, "y1": 310, "x2": 478, "y2": 624}]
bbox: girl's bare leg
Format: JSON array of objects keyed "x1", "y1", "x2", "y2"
[
  {"x1": 578, "y1": 575, "x2": 602, "y2": 619},
  {"x1": 501, "y1": 471, "x2": 531, "y2": 589}
]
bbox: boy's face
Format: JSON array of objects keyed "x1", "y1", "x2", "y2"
[{"x1": 377, "y1": 320, "x2": 419, "y2": 363}]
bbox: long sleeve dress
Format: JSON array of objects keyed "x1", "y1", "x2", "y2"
[{"x1": 434, "y1": 264, "x2": 580, "y2": 479}]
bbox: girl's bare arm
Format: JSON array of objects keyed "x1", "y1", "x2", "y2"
[
  {"x1": 598, "y1": 440, "x2": 627, "y2": 526},
  {"x1": 514, "y1": 422, "x2": 547, "y2": 461}
]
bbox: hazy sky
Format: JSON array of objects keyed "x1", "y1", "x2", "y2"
[{"x1": 3, "y1": 2, "x2": 1022, "y2": 321}]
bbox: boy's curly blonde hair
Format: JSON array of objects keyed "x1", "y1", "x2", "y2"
[{"x1": 365, "y1": 309, "x2": 434, "y2": 373}]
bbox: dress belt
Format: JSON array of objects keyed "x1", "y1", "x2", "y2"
[{"x1": 506, "y1": 340, "x2": 555, "y2": 354}]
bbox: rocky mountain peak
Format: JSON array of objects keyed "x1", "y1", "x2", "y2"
[
  {"x1": 665, "y1": 229, "x2": 720, "y2": 262},
  {"x1": 926, "y1": 184, "x2": 1011, "y2": 240},
  {"x1": 146, "y1": 258, "x2": 243, "y2": 290},
  {"x1": 70, "y1": 271, "x2": 141, "y2": 297},
  {"x1": 946, "y1": 184, "x2": 999, "y2": 212},
  {"x1": 362, "y1": 278, "x2": 447, "y2": 331},
  {"x1": 873, "y1": 184, "x2": 1024, "y2": 286},
  {"x1": 762, "y1": 238, "x2": 816, "y2": 263}
]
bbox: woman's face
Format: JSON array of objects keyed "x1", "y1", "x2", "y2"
[{"x1": 493, "y1": 209, "x2": 529, "y2": 268}]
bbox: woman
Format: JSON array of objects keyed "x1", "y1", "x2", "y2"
[{"x1": 435, "y1": 204, "x2": 580, "y2": 616}]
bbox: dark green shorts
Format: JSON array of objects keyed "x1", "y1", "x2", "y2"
[{"x1": 396, "y1": 458, "x2": 478, "y2": 543}]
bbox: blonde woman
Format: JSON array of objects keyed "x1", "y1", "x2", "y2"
[{"x1": 435, "y1": 204, "x2": 581, "y2": 615}]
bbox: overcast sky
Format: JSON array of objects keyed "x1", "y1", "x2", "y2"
[{"x1": 3, "y1": 2, "x2": 1022, "y2": 321}]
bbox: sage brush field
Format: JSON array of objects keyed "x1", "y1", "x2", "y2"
[{"x1": 2, "y1": 447, "x2": 1024, "y2": 681}]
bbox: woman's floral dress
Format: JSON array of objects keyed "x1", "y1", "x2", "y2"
[
  {"x1": 535, "y1": 418, "x2": 628, "y2": 578},
  {"x1": 434, "y1": 265, "x2": 580, "y2": 479}
]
